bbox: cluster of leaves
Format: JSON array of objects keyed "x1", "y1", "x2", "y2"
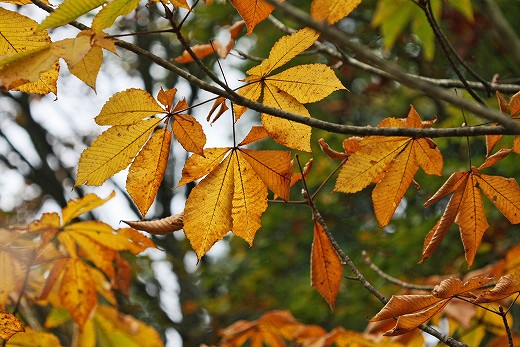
[
  {"x1": 2, "y1": 0, "x2": 520, "y2": 345},
  {"x1": 0, "y1": 193, "x2": 161, "y2": 345}
]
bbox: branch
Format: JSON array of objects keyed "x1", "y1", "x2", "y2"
[
  {"x1": 30, "y1": 0, "x2": 520, "y2": 139},
  {"x1": 265, "y1": 0, "x2": 520, "y2": 132},
  {"x1": 267, "y1": 15, "x2": 520, "y2": 94}
]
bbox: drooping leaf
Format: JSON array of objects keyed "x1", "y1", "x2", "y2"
[
  {"x1": 92, "y1": 0, "x2": 141, "y2": 31},
  {"x1": 311, "y1": 0, "x2": 363, "y2": 24},
  {"x1": 0, "y1": 9, "x2": 59, "y2": 94},
  {"x1": 475, "y1": 270, "x2": 520, "y2": 303},
  {"x1": 311, "y1": 221, "x2": 342, "y2": 310},
  {"x1": 127, "y1": 128, "x2": 172, "y2": 217},
  {"x1": 422, "y1": 167, "x2": 520, "y2": 266},
  {"x1": 37, "y1": 0, "x2": 106, "y2": 32},
  {"x1": 335, "y1": 107, "x2": 443, "y2": 227},
  {"x1": 76, "y1": 118, "x2": 162, "y2": 186},
  {"x1": 180, "y1": 132, "x2": 291, "y2": 259},
  {"x1": 486, "y1": 92, "x2": 520, "y2": 155},
  {"x1": 124, "y1": 212, "x2": 184, "y2": 235}
]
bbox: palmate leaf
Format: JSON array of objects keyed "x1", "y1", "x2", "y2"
[
  {"x1": 334, "y1": 106, "x2": 443, "y2": 227},
  {"x1": 179, "y1": 127, "x2": 292, "y2": 259},
  {"x1": 77, "y1": 88, "x2": 206, "y2": 215},
  {"x1": 422, "y1": 161, "x2": 520, "y2": 266},
  {"x1": 235, "y1": 27, "x2": 345, "y2": 152}
]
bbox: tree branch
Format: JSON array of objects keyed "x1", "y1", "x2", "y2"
[{"x1": 265, "y1": 0, "x2": 520, "y2": 132}]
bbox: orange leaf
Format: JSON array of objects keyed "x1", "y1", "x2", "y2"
[
  {"x1": 475, "y1": 270, "x2": 520, "y2": 303},
  {"x1": 238, "y1": 126, "x2": 269, "y2": 146},
  {"x1": 174, "y1": 42, "x2": 220, "y2": 63},
  {"x1": 178, "y1": 148, "x2": 231, "y2": 187},
  {"x1": 207, "y1": 96, "x2": 229, "y2": 125},
  {"x1": 311, "y1": 0, "x2": 362, "y2": 25},
  {"x1": 311, "y1": 221, "x2": 342, "y2": 310},
  {"x1": 229, "y1": 0, "x2": 280, "y2": 35},
  {"x1": 318, "y1": 138, "x2": 349, "y2": 160}
]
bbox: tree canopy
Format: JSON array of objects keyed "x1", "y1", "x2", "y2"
[{"x1": 1, "y1": 0, "x2": 520, "y2": 346}]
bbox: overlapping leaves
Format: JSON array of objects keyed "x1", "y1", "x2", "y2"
[
  {"x1": 29, "y1": 192, "x2": 155, "y2": 326},
  {"x1": 178, "y1": 126, "x2": 292, "y2": 259},
  {"x1": 76, "y1": 87, "x2": 206, "y2": 217},
  {"x1": 334, "y1": 106, "x2": 443, "y2": 227},
  {"x1": 234, "y1": 27, "x2": 346, "y2": 152}
]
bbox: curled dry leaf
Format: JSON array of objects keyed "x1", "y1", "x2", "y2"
[
  {"x1": 123, "y1": 212, "x2": 184, "y2": 235},
  {"x1": 318, "y1": 138, "x2": 349, "y2": 160}
]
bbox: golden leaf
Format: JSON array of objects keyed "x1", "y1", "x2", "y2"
[
  {"x1": 76, "y1": 118, "x2": 162, "y2": 186},
  {"x1": 335, "y1": 107, "x2": 443, "y2": 227},
  {"x1": 6, "y1": 329, "x2": 62, "y2": 347},
  {"x1": 0, "y1": 9, "x2": 59, "y2": 94},
  {"x1": 61, "y1": 191, "x2": 115, "y2": 226},
  {"x1": 127, "y1": 128, "x2": 172, "y2": 217},
  {"x1": 238, "y1": 125, "x2": 269, "y2": 146},
  {"x1": 311, "y1": 221, "x2": 342, "y2": 310},
  {"x1": 0, "y1": 312, "x2": 24, "y2": 340},
  {"x1": 95, "y1": 88, "x2": 165, "y2": 126},
  {"x1": 172, "y1": 114, "x2": 206, "y2": 155},
  {"x1": 311, "y1": 0, "x2": 363, "y2": 24},
  {"x1": 59, "y1": 258, "x2": 97, "y2": 326},
  {"x1": 184, "y1": 155, "x2": 235, "y2": 259},
  {"x1": 178, "y1": 147, "x2": 231, "y2": 187}
]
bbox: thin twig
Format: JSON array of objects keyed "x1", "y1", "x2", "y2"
[
  {"x1": 362, "y1": 251, "x2": 434, "y2": 291},
  {"x1": 499, "y1": 306, "x2": 514, "y2": 347}
]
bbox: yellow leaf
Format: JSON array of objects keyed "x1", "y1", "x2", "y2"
[
  {"x1": 51, "y1": 35, "x2": 92, "y2": 69},
  {"x1": 178, "y1": 148, "x2": 231, "y2": 187},
  {"x1": 59, "y1": 258, "x2": 97, "y2": 326},
  {"x1": 61, "y1": 191, "x2": 115, "y2": 226},
  {"x1": 76, "y1": 118, "x2": 162, "y2": 186},
  {"x1": 95, "y1": 88, "x2": 165, "y2": 126},
  {"x1": 239, "y1": 149, "x2": 292, "y2": 201},
  {"x1": 414, "y1": 138, "x2": 443, "y2": 175},
  {"x1": 266, "y1": 64, "x2": 346, "y2": 103},
  {"x1": 94, "y1": 305, "x2": 164, "y2": 347},
  {"x1": 311, "y1": 0, "x2": 362, "y2": 24},
  {"x1": 0, "y1": 312, "x2": 24, "y2": 340},
  {"x1": 262, "y1": 85, "x2": 312, "y2": 152},
  {"x1": 69, "y1": 45, "x2": 103, "y2": 90},
  {"x1": 64, "y1": 220, "x2": 152, "y2": 254},
  {"x1": 37, "y1": 0, "x2": 106, "y2": 32},
  {"x1": 311, "y1": 221, "x2": 342, "y2": 310},
  {"x1": 334, "y1": 138, "x2": 408, "y2": 194},
  {"x1": 127, "y1": 128, "x2": 172, "y2": 217},
  {"x1": 1, "y1": 0, "x2": 50, "y2": 3},
  {"x1": 0, "y1": 45, "x2": 58, "y2": 92},
  {"x1": 184, "y1": 155, "x2": 234, "y2": 259},
  {"x1": 172, "y1": 114, "x2": 206, "y2": 155},
  {"x1": 372, "y1": 144, "x2": 419, "y2": 227},
  {"x1": 0, "y1": 8, "x2": 58, "y2": 94},
  {"x1": 247, "y1": 27, "x2": 318, "y2": 76},
  {"x1": 6, "y1": 329, "x2": 62, "y2": 347},
  {"x1": 229, "y1": 0, "x2": 279, "y2": 35},
  {"x1": 231, "y1": 151, "x2": 268, "y2": 244},
  {"x1": 92, "y1": 0, "x2": 141, "y2": 31}
]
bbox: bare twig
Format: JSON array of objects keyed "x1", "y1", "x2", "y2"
[{"x1": 499, "y1": 306, "x2": 514, "y2": 347}]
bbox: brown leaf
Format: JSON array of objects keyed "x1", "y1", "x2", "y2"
[
  {"x1": 318, "y1": 138, "x2": 348, "y2": 160},
  {"x1": 124, "y1": 212, "x2": 184, "y2": 235},
  {"x1": 0, "y1": 312, "x2": 24, "y2": 340}
]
